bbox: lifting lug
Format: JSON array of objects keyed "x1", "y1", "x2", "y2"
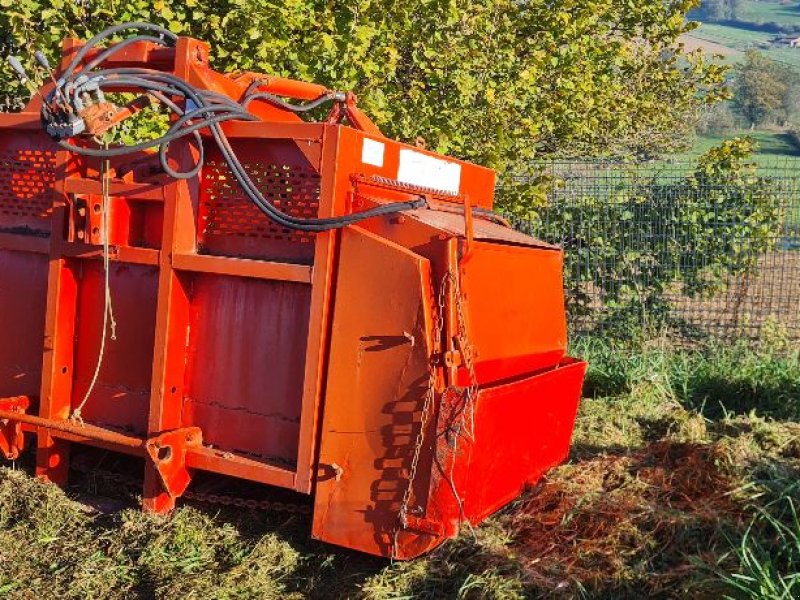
[
  {"x1": 145, "y1": 427, "x2": 203, "y2": 499},
  {"x1": 0, "y1": 396, "x2": 31, "y2": 460}
]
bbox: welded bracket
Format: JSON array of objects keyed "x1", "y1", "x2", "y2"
[
  {"x1": 145, "y1": 427, "x2": 202, "y2": 499},
  {"x1": 0, "y1": 396, "x2": 30, "y2": 460}
]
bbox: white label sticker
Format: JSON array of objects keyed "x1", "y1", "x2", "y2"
[
  {"x1": 361, "y1": 138, "x2": 385, "y2": 167},
  {"x1": 397, "y1": 149, "x2": 461, "y2": 194}
]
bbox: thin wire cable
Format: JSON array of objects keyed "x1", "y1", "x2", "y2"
[{"x1": 70, "y1": 151, "x2": 117, "y2": 425}]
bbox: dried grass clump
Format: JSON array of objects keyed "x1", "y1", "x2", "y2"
[{"x1": 508, "y1": 441, "x2": 747, "y2": 595}]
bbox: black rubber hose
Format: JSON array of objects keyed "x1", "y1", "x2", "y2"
[
  {"x1": 69, "y1": 70, "x2": 421, "y2": 230},
  {"x1": 60, "y1": 22, "x2": 176, "y2": 82},
  {"x1": 82, "y1": 35, "x2": 169, "y2": 73},
  {"x1": 242, "y1": 91, "x2": 334, "y2": 113},
  {"x1": 47, "y1": 27, "x2": 424, "y2": 231}
]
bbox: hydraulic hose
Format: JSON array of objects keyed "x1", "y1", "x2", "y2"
[{"x1": 41, "y1": 23, "x2": 424, "y2": 232}]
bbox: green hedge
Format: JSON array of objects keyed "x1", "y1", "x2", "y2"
[
  {"x1": 0, "y1": 0, "x2": 727, "y2": 175},
  {"x1": 514, "y1": 138, "x2": 784, "y2": 333}
]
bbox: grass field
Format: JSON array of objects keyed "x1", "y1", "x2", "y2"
[
  {"x1": 737, "y1": 0, "x2": 800, "y2": 26},
  {"x1": 1, "y1": 338, "x2": 799, "y2": 599},
  {"x1": 683, "y1": 1, "x2": 800, "y2": 69},
  {"x1": 678, "y1": 3, "x2": 800, "y2": 164},
  {"x1": 666, "y1": 130, "x2": 800, "y2": 170}
]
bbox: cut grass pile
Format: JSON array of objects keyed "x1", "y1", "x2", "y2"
[{"x1": 1, "y1": 337, "x2": 799, "y2": 599}]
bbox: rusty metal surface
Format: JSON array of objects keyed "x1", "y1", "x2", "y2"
[
  {"x1": 146, "y1": 427, "x2": 202, "y2": 498},
  {"x1": 0, "y1": 251, "x2": 49, "y2": 398},
  {"x1": 71, "y1": 262, "x2": 159, "y2": 435},
  {"x1": 0, "y1": 408, "x2": 145, "y2": 449},
  {"x1": 406, "y1": 208, "x2": 559, "y2": 250},
  {"x1": 0, "y1": 396, "x2": 30, "y2": 459},
  {"x1": 182, "y1": 274, "x2": 310, "y2": 465}
]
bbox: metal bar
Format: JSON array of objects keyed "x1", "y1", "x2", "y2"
[
  {"x1": 294, "y1": 124, "x2": 340, "y2": 493},
  {"x1": 186, "y1": 447, "x2": 296, "y2": 489},
  {"x1": 19, "y1": 423, "x2": 146, "y2": 457},
  {"x1": 218, "y1": 121, "x2": 325, "y2": 141},
  {"x1": 172, "y1": 253, "x2": 312, "y2": 283},
  {"x1": 74, "y1": 40, "x2": 175, "y2": 69},
  {"x1": 0, "y1": 409, "x2": 144, "y2": 449},
  {"x1": 143, "y1": 36, "x2": 197, "y2": 514},
  {"x1": 64, "y1": 177, "x2": 167, "y2": 202},
  {"x1": 60, "y1": 243, "x2": 160, "y2": 266},
  {"x1": 35, "y1": 39, "x2": 81, "y2": 484},
  {"x1": 0, "y1": 113, "x2": 43, "y2": 129}
]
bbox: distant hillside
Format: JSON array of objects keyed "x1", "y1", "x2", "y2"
[
  {"x1": 683, "y1": 0, "x2": 800, "y2": 69},
  {"x1": 678, "y1": 1, "x2": 800, "y2": 162}
]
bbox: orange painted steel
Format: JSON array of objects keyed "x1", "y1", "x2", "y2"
[{"x1": 0, "y1": 32, "x2": 586, "y2": 558}]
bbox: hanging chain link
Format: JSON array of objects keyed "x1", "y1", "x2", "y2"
[
  {"x1": 451, "y1": 272, "x2": 479, "y2": 442},
  {"x1": 394, "y1": 270, "x2": 451, "y2": 557},
  {"x1": 69, "y1": 458, "x2": 311, "y2": 514},
  {"x1": 393, "y1": 265, "x2": 479, "y2": 557}
]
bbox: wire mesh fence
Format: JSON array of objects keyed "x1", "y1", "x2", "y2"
[{"x1": 501, "y1": 158, "x2": 800, "y2": 342}]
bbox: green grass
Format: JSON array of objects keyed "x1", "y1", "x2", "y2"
[
  {"x1": 695, "y1": 22, "x2": 773, "y2": 49},
  {"x1": 737, "y1": 0, "x2": 800, "y2": 27},
  {"x1": 1, "y1": 337, "x2": 799, "y2": 598},
  {"x1": 689, "y1": 21, "x2": 800, "y2": 69},
  {"x1": 667, "y1": 130, "x2": 800, "y2": 170}
]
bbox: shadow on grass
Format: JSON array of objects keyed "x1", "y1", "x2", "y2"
[
  {"x1": 574, "y1": 336, "x2": 800, "y2": 422},
  {"x1": 676, "y1": 366, "x2": 800, "y2": 422},
  {"x1": 507, "y1": 441, "x2": 749, "y2": 599},
  {"x1": 7, "y1": 435, "x2": 793, "y2": 599}
]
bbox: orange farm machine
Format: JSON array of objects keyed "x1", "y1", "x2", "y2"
[{"x1": 0, "y1": 23, "x2": 586, "y2": 559}]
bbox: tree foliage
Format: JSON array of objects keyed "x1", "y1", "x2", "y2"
[
  {"x1": 0, "y1": 0, "x2": 727, "y2": 174},
  {"x1": 524, "y1": 138, "x2": 783, "y2": 334},
  {"x1": 734, "y1": 50, "x2": 800, "y2": 128},
  {"x1": 691, "y1": 0, "x2": 741, "y2": 22}
]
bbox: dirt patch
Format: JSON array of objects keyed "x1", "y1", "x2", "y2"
[
  {"x1": 678, "y1": 34, "x2": 742, "y2": 58},
  {"x1": 671, "y1": 250, "x2": 800, "y2": 341},
  {"x1": 507, "y1": 441, "x2": 747, "y2": 595}
]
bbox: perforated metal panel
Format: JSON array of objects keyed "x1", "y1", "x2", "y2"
[
  {"x1": 198, "y1": 160, "x2": 320, "y2": 263},
  {"x1": 0, "y1": 149, "x2": 56, "y2": 234}
]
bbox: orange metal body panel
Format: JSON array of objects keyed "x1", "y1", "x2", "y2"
[
  {"x1": 312, "y1": 226, "x2": 436, "y2": 556},
  {"x1": 459, "y1": 241, "x2": 568, "y2": 385},
  {"x1": 0, "y1": 32, "x2": 585, "y2": 559}
]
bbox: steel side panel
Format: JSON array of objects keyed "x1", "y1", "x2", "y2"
[
  {"x1": 181, "y1": 274, "x2": 311, "y2": 465},
  {"x1": 460, "y1": 241, "x2": 567, "y2": 385},
  {"x1": 0, "y1": 250, "x2": 48, "y2": 397},
  {"x1": 72, "y1": 263, "x2": 159, "y2": 434},
  {"x1": 0, "y1": 130, "x2": 59, "y2": 235},
  {"x1": 335, "y1": 126, "x2": 496, "y2": 207},
  {"x1": 312, "y1": 226, "x2": 434, "y2": 557},
  {"x1": 462, "y1": 359, "x2": 587, "y2": 523}
]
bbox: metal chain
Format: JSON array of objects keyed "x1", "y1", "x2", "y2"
[
  {"x1": 451, "y1": 272, "x2": 479, "y2": 442},
  {"x1": 393, "y1": 270, "x2": 451, "y2": 558},
  {"x1": 393, "y1": 267, "x2": 480, "y2": 557},
  {"x1": 69, "y1": 458, "x2": 311, "y2": 514},
  {"x1": 439, "y1": 270, "x2": 478, "y2": 536},
  {"x1": 183, "y1": 489, "x2": 311, "y2": 514}
]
